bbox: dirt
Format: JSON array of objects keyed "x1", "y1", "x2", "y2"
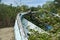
[{"x1": 0, "y1": 27, "x2": 14, "y2": 40}]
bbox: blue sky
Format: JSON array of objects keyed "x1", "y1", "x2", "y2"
[{"x1": 1, "y1": 0, "x2": 54, "y2": 7}]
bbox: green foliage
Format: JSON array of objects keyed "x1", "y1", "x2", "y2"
[
  {"x1": 0, "y1": 4, "x2": 17, "y2": 27},
  {"x1": 0, "y1": 0, "x2": 60, "y2": 30},
  {"x1": 0, "y1": 0, "x2": 60, "y2": 39},
  {"x1": 28, "y1": 29, "x2": 60, "y2": 40},
  {"x1": 20, "y1": 5, "x2": 29, "y2": 12},
  {"x1": 28, "y1": 29, "x2": 52, "y2": 40},
  {"x1": 24, "y1": 1, "x2": 60, "y2": 34},
  {"x1": 0, "y1": 4, "x2": 29, "y2": 27},
  {"x1": 54, "y1": 0, "x2": 60, "y2": 8}
]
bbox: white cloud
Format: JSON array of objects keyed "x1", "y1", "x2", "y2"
[{"x1": 2, "y1": 0, "x2": 48, "y2": 7}]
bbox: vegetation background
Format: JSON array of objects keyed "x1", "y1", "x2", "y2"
[{"x1": 0, "y1": 0, "x2": 60, "y2": 28}]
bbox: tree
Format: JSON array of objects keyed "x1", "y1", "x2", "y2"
[
  {"x1": 20, "y1": 5, "x2": 28, "y2": 12},
  {"x1": 29, "y1": 7, "x2": 38, "y2": 11},
  {"x1": 54, "y1": 0, "x2": 60, "y2": 8},
  {"x1": 0, "y1": 4, "x2": 18, "y2": 27}
]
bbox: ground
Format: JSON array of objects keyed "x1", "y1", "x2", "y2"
[{"x1": 0, "y1": 27, "x2": 14, "y2": 40}]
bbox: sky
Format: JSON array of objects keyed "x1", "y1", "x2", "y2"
[{"x1": 1, "y1": 0, "x2": 54, "y2": 7}]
